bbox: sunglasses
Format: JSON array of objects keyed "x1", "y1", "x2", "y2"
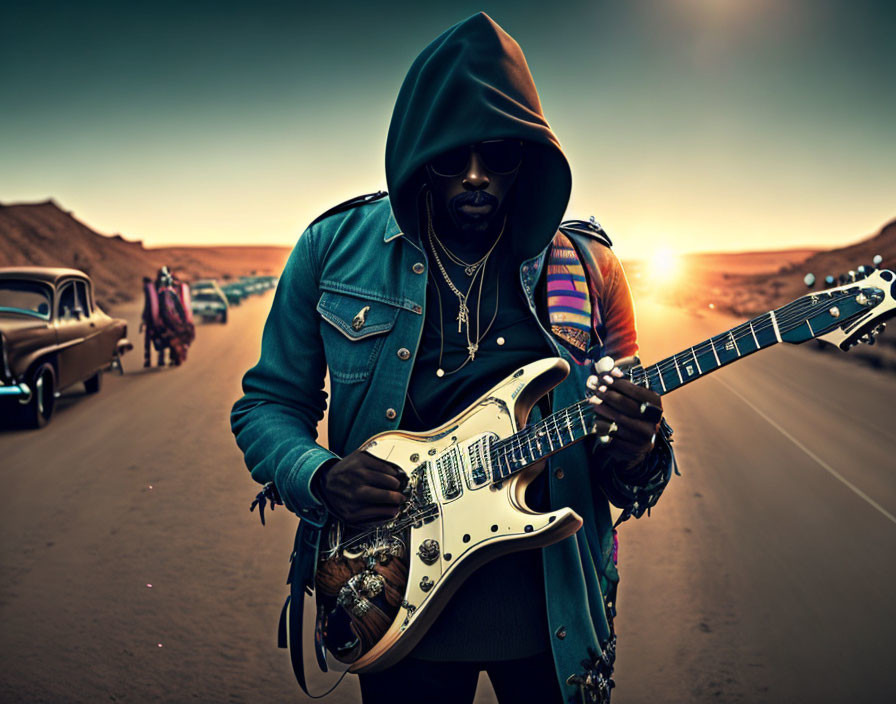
[{"x1": 428, "y1": 140, "x2": 524, "y2": 177}]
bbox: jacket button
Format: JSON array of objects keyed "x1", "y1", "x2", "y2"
[
  {"x1": 397, "y1": 348, "x2": 410, "y2": 360},
  {"x1": 555, "y1": 626, "x2": 567, "y2": 640},
  {"x1": 385, "y1": 408, "x2": 397, "y2": 420},
  {"x1": 554, "y1": 468, "x2": 564, "y2": 479},
  {"x1": 412, "y1": 262, "x2": 425, "y2": 274}
]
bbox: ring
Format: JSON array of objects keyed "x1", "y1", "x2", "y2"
[
  {"x1": 608, "y1": 422, "x2": 618, "y2": 435},
  {"x1": 639, "y1": 402, "x2": 648, "y2": 415}
]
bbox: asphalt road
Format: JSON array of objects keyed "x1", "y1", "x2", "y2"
[{"x1": 0, "y1": 291, "x2": 893, "y2": 703}]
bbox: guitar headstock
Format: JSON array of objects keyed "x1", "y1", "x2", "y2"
[{"x1": 778, "y1": 258, "x2": 895, "y2": 350}]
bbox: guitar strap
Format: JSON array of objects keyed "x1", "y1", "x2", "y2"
[{"x1": 280, "y1": 522, "x2": 325, "y2": 698}]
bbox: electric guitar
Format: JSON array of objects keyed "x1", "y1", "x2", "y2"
[{"x1": 305, "y1": 264, "x2": 895, "y2": 674}]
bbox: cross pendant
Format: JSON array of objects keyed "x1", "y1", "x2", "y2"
[
  {"x1": 467, "y1": 342, "x2": 478, "y2": 361},
  {"x1": 457, "y1": 303, "x2": 469, "y2": 333}
]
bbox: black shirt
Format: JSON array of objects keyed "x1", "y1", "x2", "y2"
[{"x1": 401, "y1": 229, "x2": 553, "y2": 661}]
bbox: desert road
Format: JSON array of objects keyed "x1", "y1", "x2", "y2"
[{"x1": 0, "y1": 291, "x2": 893, "y2": 703}]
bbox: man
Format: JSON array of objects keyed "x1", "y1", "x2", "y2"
[{"x1": 232, "y1": 13, "x2": 675, "y2": 704}]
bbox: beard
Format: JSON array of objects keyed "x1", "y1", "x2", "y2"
[{"x1": 448, "y1": 190, "x2": 502, "y2": 234}]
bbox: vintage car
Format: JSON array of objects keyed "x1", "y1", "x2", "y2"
[
  {"x1": 190, "y1": 286, "x2": 228, "y2": 324},
  {"x1": 0, "y1": 268, "x2": 132, "y2": 428}
]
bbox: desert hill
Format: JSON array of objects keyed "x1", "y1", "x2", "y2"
[{"x1": 0, "y1": 200, "x2": 291, "y2": 307}]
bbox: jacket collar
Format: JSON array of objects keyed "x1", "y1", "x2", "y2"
[{"x1": 383, "y1": 205, "x2": 403, "y2": 242}]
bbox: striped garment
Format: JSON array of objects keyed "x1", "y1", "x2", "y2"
[{"x1": 546, "y1": 232, "x2": 592, "y2": 363}]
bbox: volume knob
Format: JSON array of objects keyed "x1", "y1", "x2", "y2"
[{"x1": 417, "y1": 539, "x2": 440, "y2": 565}]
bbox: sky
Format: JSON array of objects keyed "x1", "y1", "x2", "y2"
[{"x1": 1, "y1": 0, "x2": 894, "y2": 260}]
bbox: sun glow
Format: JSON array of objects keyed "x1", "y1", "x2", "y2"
[{"x1": 647, "y1": 247, "x2": 682, "y2": 282}]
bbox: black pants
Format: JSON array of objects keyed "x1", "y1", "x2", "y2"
[{"x1": 358, "y1": 651, "x2": 564, "y2": 704}]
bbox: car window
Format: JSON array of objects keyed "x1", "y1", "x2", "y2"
[
  {"x1": 75, "y1": 281, "x2": 92, "y2": 315},
  {"x1": 57, "y1": 282, "x2": 77, "y2": 320},
  {"x1": 0, "y1": 280, "x2": 52, "y2": 319}
]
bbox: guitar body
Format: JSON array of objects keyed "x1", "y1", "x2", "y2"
[{"x1": 315, "y1": 357, "x2": 584, "y2": 673}]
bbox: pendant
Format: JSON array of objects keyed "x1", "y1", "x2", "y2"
[
  {"x1": 457, "y1": 303, "x2": 469, "y2": 333},
  {"x1": 464, "y1": 264, "x2": 479, "y2": 276},
  {"x1": 436, "y1": 368, "x2": 445, "y2": 378},
  {"x1": 467, "y1": 342, "x2": 478, "y2": 361}
]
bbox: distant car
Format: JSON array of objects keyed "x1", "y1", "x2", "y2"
[
  {"x1": 238, "y1": 276, "x2": 264, "y2": 294},
  {"x1": 221, "y1": 282, "x2": 248, "y2": 306},
  {"x1": 191, "y1": 278, "x2": 226, "y2": 298},
  {"x1": 0, "y1": 267, "x2": 132, "y2": 428},
  {"x1": 191, "y1": 290, "x2": 228, "y2": 323}
]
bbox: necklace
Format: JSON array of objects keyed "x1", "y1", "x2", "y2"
[
  {"x1": 429, "y1": 228, "x2": 490, "y2": 277},
  {"x1": 425, "y1": 195, "x2": 504, "y2": 377},
  {"x1": 426, "y1": 192, "x2": 504, "y2": 334}
]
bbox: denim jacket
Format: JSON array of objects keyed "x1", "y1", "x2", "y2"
[{"x1": 231, "y1": 196, "x2": 676, "y2": 700}]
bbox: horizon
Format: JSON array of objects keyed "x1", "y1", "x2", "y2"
[
  {"x1": 2, "y1": 1, "x2": 894, "y2": 260},
  {"x1": 3, "y1": 196, "x2": 892, "y2": 261}
]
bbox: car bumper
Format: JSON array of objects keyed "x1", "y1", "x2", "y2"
[{"x1": 0, "y1": 382, "x2": 32, "y2": 403}]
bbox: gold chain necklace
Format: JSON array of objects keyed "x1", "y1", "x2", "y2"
[
  {"x1": 429, "y1": 225, "x2": 491, "y2": 277},
  {"x1": 425, "y1": 195, "x2": 504, "y2": 376}
]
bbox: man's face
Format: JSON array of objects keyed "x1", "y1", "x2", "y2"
[{"x1": 427, "y1": 140, "x2": 523, "y2": 235}]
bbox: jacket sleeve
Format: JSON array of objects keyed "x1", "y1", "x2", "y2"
[
  {"x1": 576, "y1": 236, "x2": 678, "y2": 520},
  {"x1": 230, "y1": 227, "x2": 337, "y2": 528}
]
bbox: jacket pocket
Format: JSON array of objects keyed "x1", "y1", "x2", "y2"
[{"x1": 317, "y1": 291, "x2": 399, "y2": 383}]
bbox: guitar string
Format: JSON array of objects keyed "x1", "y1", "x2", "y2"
[
  {"x1": 617, "y1": 289, "x2": 857, "y2": 388},
  {"x1": 490, "y1": 289, "x2": 865, "y2": 469}
]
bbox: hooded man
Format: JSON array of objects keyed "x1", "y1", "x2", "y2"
[{"x1": 232, "y1": 13, "x2": 675, "y2": 704}]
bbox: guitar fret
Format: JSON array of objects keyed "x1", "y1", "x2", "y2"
[
  {"x1": 770, "y1": 310, "x2": 782, "y2": 342},
  {"x1": 673, "y1": 355, "x2": 684, "y2": 384},
  {"x1": 729, "y1": 331, "x2": 741, "y2": 357},
  {"x1": 709, "y1": 338, "x2": 721, "y2": 365},
  {"x1": 691, "y1": 347, "x2": 702, "y2": 374}
]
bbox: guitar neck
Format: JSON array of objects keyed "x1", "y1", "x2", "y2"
[
  {"x1": 627, "y1": 309, "x2": 782, "y2": 396},
  {"x1": 490, "y1": 308, "x2": 790, "y2": 479}
]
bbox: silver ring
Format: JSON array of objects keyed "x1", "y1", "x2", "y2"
[{"x1": 639, "y1": 402, "x2": 648, "y2": 415}]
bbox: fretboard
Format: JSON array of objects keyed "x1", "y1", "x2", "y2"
[
  {"x1": 491, "y1": 309, "x2": 785, "y2": 481},
  {"x1": 488, "y1": 285, "x2": 873, "y2": 483},
  {"x1": 625, "y1": 310, "x2": 780, "y2": 396}
]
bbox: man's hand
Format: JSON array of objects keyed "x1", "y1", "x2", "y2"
[
  {"x1": 587, "y1": 359, "x2": 663, "y2": 471},
  {"x1": 316, "y1": 450, "x2": 407, "y2": 525}
]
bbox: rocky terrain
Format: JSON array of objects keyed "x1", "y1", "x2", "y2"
[{"x1": 0, "y1": 200, "x2": 291, "y2": 308}]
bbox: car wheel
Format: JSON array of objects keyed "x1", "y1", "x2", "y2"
[
  {"x1": 22, "y1": 363, "x2": 56, "y2": 429},
  {"x1": 84, "y1": 371, "x2": 103, "y2": 394},
  {"x1": 220, "y1": 310, "x2": 228, "y2": 324}
]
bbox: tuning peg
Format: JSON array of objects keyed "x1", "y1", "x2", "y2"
[
  {"x1": 872, "y1": 254, "x2": 883, "y2": 268},
  {"x1": 838, "y1": 274, "x2": 849, "y2": 285},
  {"x1": 848, "y1": 270, "x2": 857, "y2": 282},
  {"x1": 803, "y1": 273, "x2": 816, "y2": 287},
  {"x1": 824, "y1": 275, "x2": 836, "y2": 286}
]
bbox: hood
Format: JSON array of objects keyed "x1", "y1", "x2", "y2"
[{"x1": 385, "y1": 12, "x2": 572, "y2": 260}]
